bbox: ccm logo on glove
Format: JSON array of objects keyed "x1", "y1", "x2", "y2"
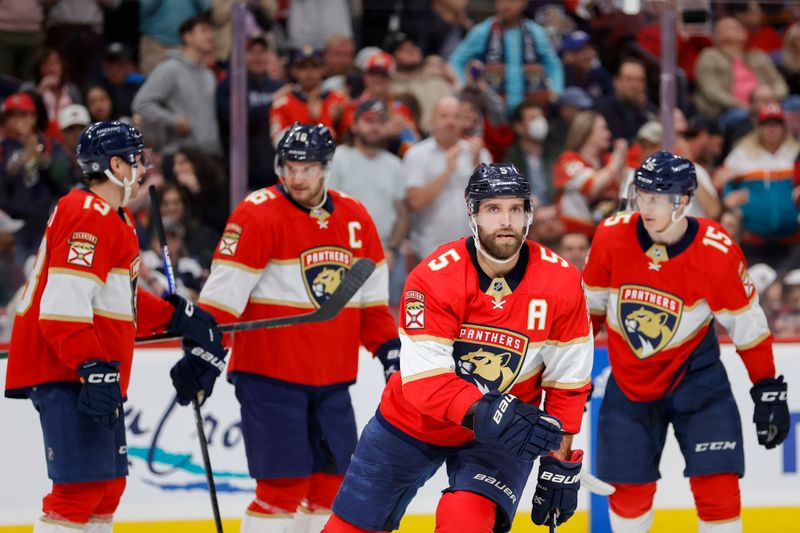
[
  {"x1": 85, "y1": 372, "x2": 120, "y2": 384},
  {"x1": 760, "y1": 391, "x2": 788, "y2": 402}
]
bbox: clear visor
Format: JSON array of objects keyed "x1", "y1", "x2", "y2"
[
  {"x1": 628, "y1": 185, "x2": 681, "y2": 212},
  {"x1": 281, "y1": 161, "x2": 325, "y2": 181},
  {"x1": 471, "y1": 201, "x2": 531, "y2": 230}
]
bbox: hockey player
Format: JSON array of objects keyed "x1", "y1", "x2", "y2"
[
  {"x1": 323, "y1": 162, "x2": 593, "y2": 533},
  {"x1": 197, "y1": 122, "x2": 399, "y2": 532},
  {"x1": 583, "y1": 151, "x2": 791, "y2": 532},
  {"x1": 4, "y1": 121, "x2": 226, "y2": 532}
]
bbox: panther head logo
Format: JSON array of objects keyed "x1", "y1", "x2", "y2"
[
  {"x1": 312, "y1": 266, "x2": 345, "y2": 298},
  {"x1": 458, "y1": 348, "x2": 516, "y2": 392},
  {"x1": 624, "y1": 306, "x2": 672, "y2": 356}
]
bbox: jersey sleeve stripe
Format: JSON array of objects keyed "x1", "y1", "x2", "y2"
[
  {"x1": 40, "y1": 272, "x2": 99, "y2": 319},
  {"x1": 539, "y1": 339, "x2": 593, "y2": 387},
  {"x1": 399, "y1": 331, "x2": 456, "y2": 379},
  {"x1": 93, "y1": 308, "x2": 133, "y2": 321},
  {"x1": 715, "y1": 300, "x2": 771, "y2": 349},
  {"x1": 39, "y1": 314, "x2": 94, "y2": 323},
  {"x1": 212, "y1": 258, "x2": 264, "y2": 274},
  {"x1": 515, "y1": 363, "x2": 544, "y2": 384},
  {"x1": 541, "y1": 377, "x2": 592, "y2": 389},
  {"x1": 201, "y1": 262, "x2": 262, "y2": 317},
  {"x1": 250, "y1": 297, "x2": 315, "y2": 309},
  {"x1": 92, "y1": 272, "x2": 133, "y2": 319},
  {"x1": 361, "y1": 299, "x2": 389, "y2": 308},
  {"x1": 529, "y1": 335, "x2": 592, "y2": 348},
  {"x1": 736, "y1": 330, "x2": 771, "y2": 351},
  {"x1": 250, "y1": 262, "x2": 312, "y2": 306},
  {"x1": 399, "y1": 331, "x2": 455, "y2": 346},
  {"x1": 401, "y1": 367, "x2": 453, "y2": 384},
  {"x1": 198, "y1": 297, "x2": 242, "y2": 318},
  {"x1": 48, "y1": 267, "x2": 104, "y2": 287}
]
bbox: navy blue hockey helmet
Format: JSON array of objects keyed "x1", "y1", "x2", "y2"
[
  {"x1": 633, "y1": 151, "x2": 697, "y2": 197},
  {"x1": 76, "y1": 121, "x2": 145, "y2": 178},
  {"x1": 276, "y1": 122, "x2": 335, "y2": 167},
  {"x1": 465, "y1": 162, "x2": 532, "y2": 215}
]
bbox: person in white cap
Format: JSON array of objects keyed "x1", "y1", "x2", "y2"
[{"x1": 58, "y1": 104, "x2": 91, "y2": 182}]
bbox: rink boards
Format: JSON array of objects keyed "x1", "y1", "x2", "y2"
[{"x1": 0, "y1": 344, "x2": 798, "y2": 531}]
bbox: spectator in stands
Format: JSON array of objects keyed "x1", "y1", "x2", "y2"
[
  {"x1": 456, "y1": 66, "x2": 507, "y2": 160},
  {"x1": 404, "y1": 95, "x2": 491, "y2": 260},
  {"x1": 31, "y1": 48, "x2": 82, "y2": 128},
  {"x1": 43, "y1": 0, "x2": 117, "y2": 89},
  {"x1": 728, "y1": 1, "x2": 782, "y2": 54},
  {"x1": 133, "y1": 14, "x2": 222, "y2": 157},
  {"x1": 269, "y1": 46, "x2": 347, "y2": 144},
  {"x1": 553, "y1": 110, "x2": 628, "y2": 236},
  {"x1": 141, "y1": 219, "x2": 206, "y2": 301},
  {"x1": 0, "y1": 93, "x2": 70, "y2": 262},
  {"x1": 386, "y1": 31, "x2": 454, "y2": 134},
  {"x1": 57, "y1": 104, "x2": 90, "y2": 183},
  {"x1": 548, "y1": 86, "x2": 594, "y2": 156},
  {"x1": 0, "y1": 209, "x2": 26, "y2": 307},
  {"x1": 154, "y1": 181, "x2": 218, "y2": 268},
  {"x1": 211, "y1": 0, "x2": 276, "y2": 63},
  {"x1": 561, "y1": 30, "x2": 612, "y2": 101},
  {"x1": 288, "y1": 0, "x2": 353, "y2": 50},
  {"x1": 505, "y1": 100, "x2": 557, "y2": 203},
  {"x1": 720, "y1": 208, "x2": 743, "y2": 244},
  {"x1": 778, "y1": 22, "x2": 800, "y2": 95},
  {"x1": 685, "y1": 115, "x2": 723, "y2": 174},
  {"x1": 680, "y1": 120, "x2": 724, "y2": 220},
  {"x1": 321, "y1": 34, "x2": 356, "y2": 92},
  {"x1": 421, "y1": 0, "x2": 472, "y2": 58},
  {"x1": 138, "y1": 0, "x2": 210, "y2": 75},
  {"x1": 449, "y1": 0, "x2": 563, "y2": 113},
  {"x1": 217, "y1": 33, "x2": 285, "y2": 190},
  {"x1": 557, "y1": 231, "x2": 589, "y2": 271},
  {"x1": 529, "y1": 203, "x2": 564, "y2": 249},
  {"x1": 0, "y1": 1, "x2": 43, "y2": 81},
  {"x1": 774, "y1": 269, "x2": 800, "y2": 336},
  {"x1": 99, "y1": 42, "x2": 144, "y2": 121},
  {"x1": 85, "y1": 84, "x2": 113, "y2": 122},
  {"x1": 694, "y1": 17, "x2": 787, "y2": 123},
  {"x1": 341, "y1": 51, "x2": 419, "y2": 155},
  {"x1": 172, "y1": 147, "x2": 228, "y2": 232},
  {"x1": 594, "y1": 58, "x2": 656, "y2": 143},
  {"x1": 719, "y1": 103, "x2": 800, "y2": 268},
  {"x1": 723, "y1": 83, "x2": 781, "y2": 149}
]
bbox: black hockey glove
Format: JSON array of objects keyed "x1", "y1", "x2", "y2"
[
  {"x1": 375, "y1": 338, "x2": 401, "y2": 382},
  {"x1": 531, "y1": 450, "x2": 583, "y2": 526},
  {"x1": 469, "y1": 391, "x2": 562, "y2": 461},
  {"x1": 750, "y1": 375, "x2": 790, "y2": 449},
  {"x1": 167, "y1": 294, "x2": 222, "y2": 347},
  {"x1": 77, "y1": 359, "x2": 123, "y2": 427},
  {"x1": 170, "y1": 338, "x2": 228, "y2": 406}
]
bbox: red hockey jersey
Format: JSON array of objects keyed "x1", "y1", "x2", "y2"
[
  {"x1": 582, "y1": 212, "x2": 775, "y2": 402},
  {"x1": 270, "y1": 89, "x2": 347, "y2": 141},
  {"x1": 198, "y1": 185, "x2": 397, "y2": 386},
  {"x1": 379, "y1": 237, "x2": 593, "y2": 447},
  {"x1": 553, "y1": 150, "x2": 618, "y2": 236},
  {"x1": 5, "y1": 189, "x2": 174, "y2": 398}
]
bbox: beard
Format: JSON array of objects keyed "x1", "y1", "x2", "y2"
[{"x1": 477, "y1": 225, "x2": 525, "y2": 260}]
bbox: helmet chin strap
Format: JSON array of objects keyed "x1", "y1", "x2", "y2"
[
  {"x1": 469, "y1": 213, "x2": 532, "y2": 265},
  {"x1": 103, "y1": 166, "x2": 138, "y2": 207},
  {"x1": 652, "y1": 197, "x2": 693, "y2": 238}
]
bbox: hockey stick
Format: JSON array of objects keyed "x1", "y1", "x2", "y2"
[
  {"x1": 149, "y1": 186, "x2": 224, "y2": 533},
  {"x1": 136, "y1": 257, "x2": 376, "y2": 343}
]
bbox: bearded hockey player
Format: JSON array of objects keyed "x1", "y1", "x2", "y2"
[
  {"x1": 322, "y1": 162, "x2": 593, "y2": 533},
  {"x1": 4, "y1": 121, "x2": 225, "y2": 532},
  {"x1": 583, "y1": 151, "x2": 790, "y2": 533},
  {"x1": 197, "y1": 122, "x2": 398, "y2": 533}
]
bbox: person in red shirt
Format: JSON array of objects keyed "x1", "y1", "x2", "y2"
[
  {"x1": 198, "y1": 123, "x2": 398, "y2": 533},
  {"x1": 4, "y1": 121, "x2": 225, "y2": 532},
  {"x1": 583, "y1": 151, "x2": 790, "y2": 532},
  {"x1": 270, "y1": 46, "x2": 348, "y2": 144},
  {"x1": 322, "y1": 162, "x2": 593, "y2": 533}
]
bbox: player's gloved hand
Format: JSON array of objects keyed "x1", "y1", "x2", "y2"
[
  {"x1": 170, "y1": 338, "x2": 228, "y2": 406},
  {"x1": 531, "y1": 450, "x2": 583, "y2": 526},
  {"x1": 375, "y1": 338, "x2": 401, "y2": 382},
  {"x1": 76, "y1": 359, "x2": 123, "y2": 427},
  {"x1": 468, "y1": 391, "x2": 563, "y2": 461},
  {"x1": 750, "y1": 375, "x2": 790, "y2": 449},
  {"x1": 167, "y1": 294, "x2": 222, "y2": 346}
]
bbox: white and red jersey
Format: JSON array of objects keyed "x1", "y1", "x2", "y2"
[
  {"x1": 5, "y1": 189, "x2": 174, "y2": 398},
  {"x1": 198, "y1": 185, "x2": 397, "y2": 386},
  {"x1": 583, "y1": 211, "x2": 776, "y2": 402},
  {"x1": 553, "y1": 150, "x2": 618, "y2": 236},
  {"x1": 379, "y1": 237, "x2": 593, "y2": 447}
]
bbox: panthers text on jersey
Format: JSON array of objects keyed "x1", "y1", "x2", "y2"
[
  {"x1": 198, "y1": 185, "x2": 397, "y2": 386},
  {"x1": 582, "y1": 211, "x2": 775, "y2": 402},
  {"x1": 5, "y1": 189, "x2": 175, "y2": 398},
  {"x1": 379, "y1": 237, "x2": 593, "y2": 447}
]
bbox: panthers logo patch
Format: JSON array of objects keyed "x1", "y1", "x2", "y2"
[
  {"x1": 617, "y1": 285, "x2": 683, "y2": 359},
  {"x1": 300, "y1": 246, "x2": 353, "y2": 308},
  {"x1": 453, "y1": 324, "x2": 529, "y2": 394}
]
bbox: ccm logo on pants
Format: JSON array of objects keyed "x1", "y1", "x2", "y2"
[{"x1": 695, "y1": 441, "x2": 737, "y2": 452}]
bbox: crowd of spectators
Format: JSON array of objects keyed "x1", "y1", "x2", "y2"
[{"x1": 2, "y1": 0, "x2": 800, "y2": 340}]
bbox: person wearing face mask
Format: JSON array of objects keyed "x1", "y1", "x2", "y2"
[{"x1": 505, "y1": 100, "x2": 557, "y2": 203}]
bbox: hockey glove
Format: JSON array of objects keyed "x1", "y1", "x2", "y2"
[
  {"x1": 167, "y1": 294, "x2": 222, "y2": 347},
  {"x1": 376, "y1": 338, "x2": 401, "y2": 382},
  {"x1": 531, "y1": 450, "x2": 583, "y2": 526},
  {"x1": 470, "y1": 391, "x2": 563, "y2": 461},
  {"x1": 750, "y1": 375, "x2": 790, "y2": 449},
  {"x1": 76, "y1": 359, "x2": 123, "y2": 427},
  {"x1": 170, "y1": 337, "x2": 228, "y2": 407}
]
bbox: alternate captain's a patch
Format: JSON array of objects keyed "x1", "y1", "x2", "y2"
[
  {"x1": 219, "y1": 223, "x2": 242, "y2": 257},
  {"x1": 67, "y1": 232, "x2": 97, "y2": 267},
  {"x1": 617, "y1": 285, "x2": 683, "y2": 359}
]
